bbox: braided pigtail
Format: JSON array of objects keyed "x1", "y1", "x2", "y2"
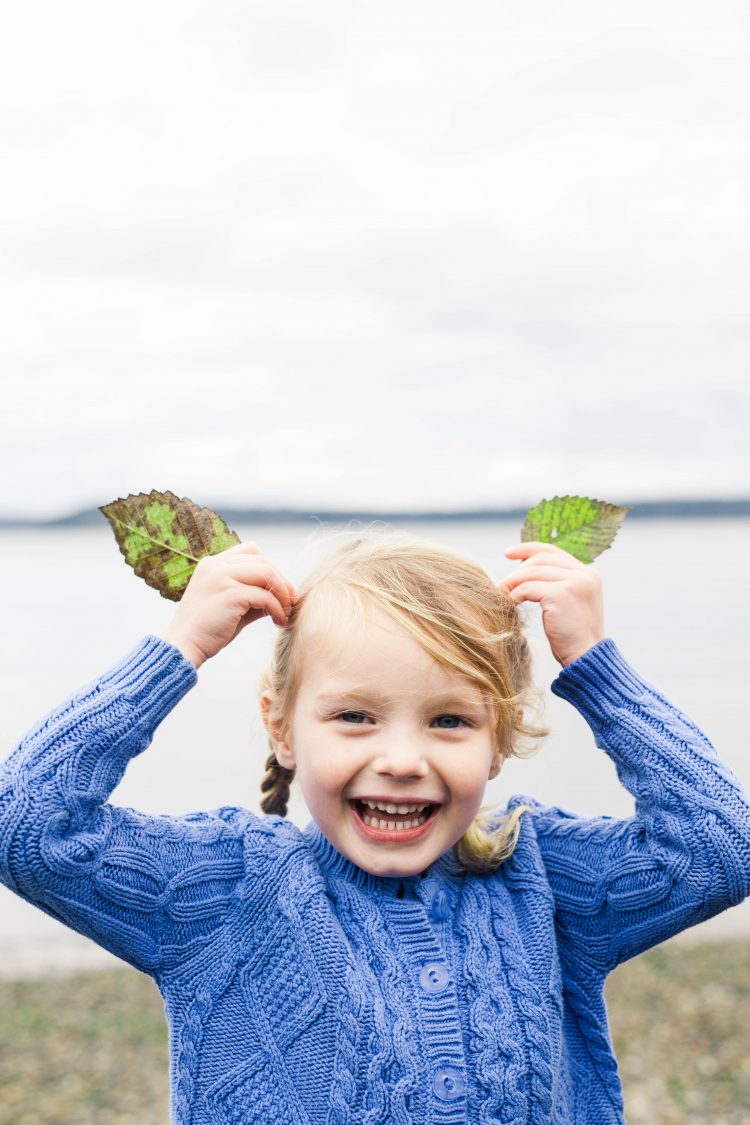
[
  {"x1": 258, "y1": 599, "x2": 303, "y2": 818},
  {"x1": 259, "y1": 749, "x2": 295, "y2": 816}
]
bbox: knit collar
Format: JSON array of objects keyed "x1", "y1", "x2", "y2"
[{"x1": 302, "y1": 820, "x2": 465, "y2": 904}]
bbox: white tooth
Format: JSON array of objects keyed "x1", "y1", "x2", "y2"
[
  {"x1": 363, "y1": 800, "x2": 432, "y2": 814},
  {"x1": 386, "y1": 820, "x2": 396, "y2": 830}
]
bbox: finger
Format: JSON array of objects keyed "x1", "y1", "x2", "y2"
[
  {"x1": 500, "y1": 566, "x2": 571, "y2": 590},
  {"x1": 504, "y1": 542, "x2": 578, "y2": 564},
  {"x1": 504, "y1": 547, "x2": 581, "y2": 574},
  {"x1": 233, "y1": 584, "x2": 290, "y2": 626},
  {"x1": 502, "y1": 581, "x2": 548, "y2": 605},
  {"x1": 222, "y1": 541, "x2": 263, "y2": 557},
  {"x1": 224, "y1": 560, "x2": 296, "y2": 611}
]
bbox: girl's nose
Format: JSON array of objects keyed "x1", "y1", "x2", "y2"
[{"x1": 371, "y1": 739, "x2": 429, "y2": 779}]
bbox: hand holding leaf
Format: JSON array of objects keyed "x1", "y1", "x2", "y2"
[
  {"x1": 499, "y1": 541, "x2": 605, "y2": 667},
  {"x1": 499, "y1": 496, "x2": 626, "y2": 667},
  {"x1": 100, "y1": 491, "x2": 297, "y2": 667},
  {"x1": 161, "y1": 542, "x2": 298, "y2": 668}
]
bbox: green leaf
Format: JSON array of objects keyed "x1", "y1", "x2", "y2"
[
  {"x1": 521, "y1": 495, "x2": 629, "y2": 563},
  {"x1": 100, "y1": 491, "x2": 240, "y2": 600}
]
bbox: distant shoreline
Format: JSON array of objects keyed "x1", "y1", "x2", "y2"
[{"x1": 1, "y1": 498, "x2": 750, "y2": 528}]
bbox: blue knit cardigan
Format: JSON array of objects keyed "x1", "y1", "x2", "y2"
[{"x1": 1, "y1": 636, "x2": 748, "y2": 1124}]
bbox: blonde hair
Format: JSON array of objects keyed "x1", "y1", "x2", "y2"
[{"x1": 258, "y1": 531, "x2": 547, "y2": 872}]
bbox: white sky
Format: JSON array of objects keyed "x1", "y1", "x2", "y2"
[{"x1": 2, "y1": 0, "x2": 749, "y2": 518}]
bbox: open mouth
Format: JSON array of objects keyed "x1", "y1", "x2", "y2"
[{"x1": 350, "y1": 799, "x2": 441, "y2": 833}]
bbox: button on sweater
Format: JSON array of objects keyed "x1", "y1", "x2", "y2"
[{"x1": 1, "y1": 636, "x2": 749, "y2": 1124}]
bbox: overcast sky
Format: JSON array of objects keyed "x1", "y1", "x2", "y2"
[{"x1": 2, "y1": 0, "x2": 749, "y2": 518}]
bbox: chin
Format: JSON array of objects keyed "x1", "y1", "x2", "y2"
[{"x1": 355, "y1": 850, "x2": 431, "y2": 879}]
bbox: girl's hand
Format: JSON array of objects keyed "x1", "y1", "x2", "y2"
[
  {"x1": 161, "y1": 542, "x2": 297, "y2": 669},
  {"x1": 497, "y1": 542, "x2": 605, "y2": 668}
]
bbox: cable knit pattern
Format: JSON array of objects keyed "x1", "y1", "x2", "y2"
[
  {"x1": 1, "y1": 635, "x2": 749, "y2": 1124},
  {"x1": 458, "y1": 882, "x2": 526, "y2": 1123},
  {"x1": 327, "y1": 956, "x2": 367, "y2": 1125}
]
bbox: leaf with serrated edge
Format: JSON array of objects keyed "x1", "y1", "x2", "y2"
[
  {"x1": 521, "y1": 495, "x2": 629, "y2": 563},
  {"x1": 100, "y1": 491, "x2": 240, "y2": 600}
]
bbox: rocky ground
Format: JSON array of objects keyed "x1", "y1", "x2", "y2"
[{"x1": 0, "y1": 941, "x2": 748, "y2": 1123}]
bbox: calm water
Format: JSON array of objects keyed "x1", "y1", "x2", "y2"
[{"x1": 1, "y1": 519, "x2": 749, "y2": 972}]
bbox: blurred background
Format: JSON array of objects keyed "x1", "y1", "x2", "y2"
[{"x1": 2, "y1": 1, "x2": 750, "y2": 1121}]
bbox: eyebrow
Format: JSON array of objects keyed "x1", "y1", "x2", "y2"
[{"x1": 314, "y1": 689, "x2": 488, "y2": 710}]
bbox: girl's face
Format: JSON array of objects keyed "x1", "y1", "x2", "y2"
[{"x1": 264, "y1": 608, "x2": 502, "y2": 878}]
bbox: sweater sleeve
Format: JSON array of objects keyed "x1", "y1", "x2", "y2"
[
  {"x1": 0, "y1": 636, "x2": 249, "y2": 978},
  {"x1": 529, "y1": 638, "x2": 750, "y2": 972}
]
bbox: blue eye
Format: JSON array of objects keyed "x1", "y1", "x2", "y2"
[
  {"x1": 432, "y1": 715, "x2": 465, "y2": 729},
  {"x1": 337, "y1": 711, "x2": 371, "y2": 724}
]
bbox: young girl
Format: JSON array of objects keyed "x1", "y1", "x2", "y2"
[{"x1": 1, "y1": 533, "x2": 748, "y2": 1124}]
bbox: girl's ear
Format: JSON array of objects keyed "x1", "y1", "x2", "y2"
[
  {"x1": 488, "y1": 742, "x2": 503, "y2": 781},
  {"x1": 259, "y1": 693, "x2": 296, "y2": 769}
]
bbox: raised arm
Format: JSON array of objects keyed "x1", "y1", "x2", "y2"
[
  {"x1": 499, "y1": 541, "x2": 750, "y2": 971},
  {"x1": 0, "y1": 637, "x2": 250, "y2": 975},
  {"x1": 0, "y1": 543, "x2": 298, "y2": 977},
  {"x1": 530, "y1": 639, "x2": 750, "y2": 969}
]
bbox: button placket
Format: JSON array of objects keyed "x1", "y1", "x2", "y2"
[{"x1": 382, "y1": 893, "x2": 468, "y2": 1119}]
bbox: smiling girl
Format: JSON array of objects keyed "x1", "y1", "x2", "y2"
[{"x1": 1, "y1": 532, "x2": 748, "y2": 1123}]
